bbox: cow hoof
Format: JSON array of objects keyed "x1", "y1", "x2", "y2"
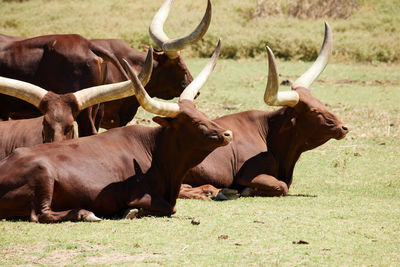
[
  {"x1": 240, "y1": 187, "x2": 253, "y2": 197},
  {"x1": 213, "y1": 188, "x2": 240, "y2": 201},
  {"x1": 213, "y1": 191, "x2": 228, "y2": 200},
  {"x1": 123, "y1": 208, "x2": 139, "y2": 220},
  {"x1": 222, "y1": 188, "x2": 240, "y2": 200},
  {"x1": 84, "y1": 213, "x2": 102, "y2": 222}
]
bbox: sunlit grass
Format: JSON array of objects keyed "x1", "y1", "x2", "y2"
[{"x1": 1, "y1": 59, "x2": 399, "y2": 266}]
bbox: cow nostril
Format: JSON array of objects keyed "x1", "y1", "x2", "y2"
[
  {"x1": 342, "y1": 125, "x2": 349, "y2": 131},
  {"x1": 223, "y1": 130, "x2": 233, "y2": 140}
]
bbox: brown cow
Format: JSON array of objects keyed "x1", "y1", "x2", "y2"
[
  {"x1": 179, "y1": 23, "x2": 349, "y2": 200},
  {"x1": 0, "y1": 41, "x2": 233, "y2": 223},
  {"x1": 0, "y1": 48, "x2": 153, "y2": 160},
  {"x1": 92, "y1": 0, "x2": 212, "y2": 129},
  {"x1": 0, "y1": 33, "x2": 127, "y2": 136}
]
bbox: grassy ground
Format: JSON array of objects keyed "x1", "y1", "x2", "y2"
[
  {"x1": 1, "y1": 58, "x2": 399, "y2": 266},
  {"x1": 0, "y1": 0, "x2": 399, "y2": 62}
]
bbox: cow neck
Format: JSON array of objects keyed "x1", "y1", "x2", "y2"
[
  {"x1": 265, "y1": 107, "x2": 304, "y2": 187},
  {"x1": 125, "y1": 125, "x2": 216, "y2": 212},
  {"x1": 153, "y1": 126, "x2": 218, "y2": 208}
]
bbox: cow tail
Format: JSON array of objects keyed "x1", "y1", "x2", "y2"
[{"x1": 88, "y1": 42, "x2": 130, "y2": 81}]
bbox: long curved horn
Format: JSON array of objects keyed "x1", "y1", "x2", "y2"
[
  {"x1": 122, "y1": 59, "x2": 180, "y2": 117},
  {"x1": 149, "y1": 0, "x2": 212, "y2": 59},
  {"x1": 0, "y1": 76, "x2": 48, "y2": 108},
  {"x1": 138, "y1": 46, "x2": 154, "y2": 85},
  {"x1": 180, "y1": 39, "x2": 220, "y2": 101},
  {"x1": 292, "y1": 22, "x2": 333, "y2": 89},
  {"x1": 74, "y1": 47, "x2": 154, "y2": 111},
  {"x1": 264, "y1": 46, "x2": 299, "y2": 107}
]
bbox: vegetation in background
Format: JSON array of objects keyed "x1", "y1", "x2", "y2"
[
  {"x1": 253, "y1": 0, "x2": 361, "y2": 19},
  {"x1": 0, "y1": 0, "x2": 399, "y2": 62}
]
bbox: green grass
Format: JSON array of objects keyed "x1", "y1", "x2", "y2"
[
  {"x1": 1, "y1": 58, "x2": 399, "y2": 266},
  {"x1": 0, "y1": 0, "x2": 399, "y2": 62}
]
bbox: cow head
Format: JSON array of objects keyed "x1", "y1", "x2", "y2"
[
  {"x1": 123, "y1": 40, "x2": 232, "y2": 154},
  {"x1": 146, "y1": 0, "x2": 213, "y2": 99},
  {"x1": 264, "y1": 23, "x2": 349, "y2": 150},
  {"x1": 38, "y1": 93, "x2": 78, "y2": 142},
  {"x1": 0, "y1": 49, "x2": 153, "y2": 142}
]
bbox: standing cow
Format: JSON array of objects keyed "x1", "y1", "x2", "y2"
[
  {"x1": 0, "y1": 41, "x2": 233, "y2": 223},
  {"x1": 0, "y1": 33, "x2": 127, "y2": 136},
  {"x1": 0, "y1": 48, "x2": 153, "y2": 160},
  {"x1": 92, "y1": 0, "x2": 212, "y2": 129},
  {"x1": 179, "y1": 23, "x2": 349, "y2": 200}
]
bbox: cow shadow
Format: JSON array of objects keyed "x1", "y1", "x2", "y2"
[{"x1": 286, "y1": 194, "x2": 317, "y2": 197}]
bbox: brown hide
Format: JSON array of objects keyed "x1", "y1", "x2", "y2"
[
  {"x1": 0, "y1": 117, "x2": 43, "y2": 160},
  {"x1": 0, "y1": 100, "x2": 232, "y2": 222},
  {"x1": 90, "y1": 39, "x2": 193, "y2": 129},
  {"x1": 181, "y1": 87, "x2": 348, "y2": 199},
  {"x1": 0, "y1": 33, "x2": 124, "y2": 137}
]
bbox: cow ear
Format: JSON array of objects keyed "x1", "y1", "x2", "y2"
[
  {"x1": 153, "y1": 116, "x2": 173, "y2": 128},
  {"x1": 279, "y1": 118, "x2": 296, "y2": 134},
  {"x1": 142, "y1": 45, "x2": 150, "y2": 51}
]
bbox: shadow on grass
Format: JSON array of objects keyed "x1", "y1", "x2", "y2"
[{"x1": 286, "y1": 194, "x2": 317, "y2": 197}]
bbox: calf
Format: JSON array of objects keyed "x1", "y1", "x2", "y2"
[
  {"x1": 0, "y1": 41, "x2": 232, "y2": 223},
  {"x1": 179, "y1": 23, "x2": 349, "y2": 200}
]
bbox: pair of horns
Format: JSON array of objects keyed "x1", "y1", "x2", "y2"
[
  {"x1": 149, "y1": 0, "x2": 212, "y2": 59},
  {"x1": 123, "y1": 40, "x2": 221, "y2": 118},
  {"x1": 264, "y1": 22, "x2": 332, "y2": 107},
  {"x1": 0, "y1": 49, "x2": 153, "y2": 112}
]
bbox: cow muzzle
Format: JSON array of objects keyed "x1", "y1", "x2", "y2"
[
  {"x1": 336, "y1": 124, "x2": 350, "y2": 140},
  {"x1": 222, "y1": 130, "x2": 233, "y2": 145}
]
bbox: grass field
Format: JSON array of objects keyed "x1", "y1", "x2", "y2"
[
  {"x1": 1, "y1": 58, "x2": 399, "y2": 266},
  {"x1": 0, "y1": 0, "x2": 400, "y2": 266}
]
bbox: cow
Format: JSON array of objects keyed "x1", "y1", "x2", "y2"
[
  {"x1": 178, "y1": 23, "x2": 349, "y2": 200},
  {"x1": 0, "y1": 48, "x2": 153, "y2": 160},
  {"x1": 0, "y1": 33, "x2": 128, "y2": 137},
  {"x1": 0, "y1": 41, "x2": 233, "y2": 223},
  {"x1": 91, "y1": 0, "x2": 212, "y2": 129}
]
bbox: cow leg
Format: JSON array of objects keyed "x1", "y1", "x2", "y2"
[
  {"x1": 126, "y1": 193, "x2": 173, "y2": 218},
  {"x1": 36, "y1": 208, "x2": 101, "y2": 223},
  {"x1": 178, "y1": 184, "x2": 239, "y2": 200},
  {"x1": 234, "y1": 151, "x2": 287, "y2": 197},
  {"x1": 178, "y1": 184, "x2": 219, "y2": 200},
  {"x1": 30, "y1": 170, "x2": 100, "y2": 223},
  {"x1": 76, "y1": 107, "x2": 98, "y2": 137},
  {"x1": 93, "y1": 103, "x2": 104, "y2": 132},
  {"x1": 237, "y1": 174, "x2": 288, "y2": 197}
]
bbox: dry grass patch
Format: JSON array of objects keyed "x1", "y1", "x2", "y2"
[
  {"x1": 0, "y1": 243, "x2": 161, "y2": 265},
  {"x1": 252, "y1": 0, "x2": 361, "y2": 19}
]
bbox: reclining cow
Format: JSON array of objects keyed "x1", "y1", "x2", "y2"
[
  {"x1": 92, "y1": 0, "x2": 212, "y2": 129},
  {"x1": 0, "y1": 50, "x2": 152, "y2": 160},
  {"x1": 179, "y1": 23, "x2": 349, "y2": 200},
  {"x1": 0, "y1": 41, "x2": 233, "y2": 223},
  {"x1": 0, "y1": 33, "x2": 127, "y2": 137}
]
